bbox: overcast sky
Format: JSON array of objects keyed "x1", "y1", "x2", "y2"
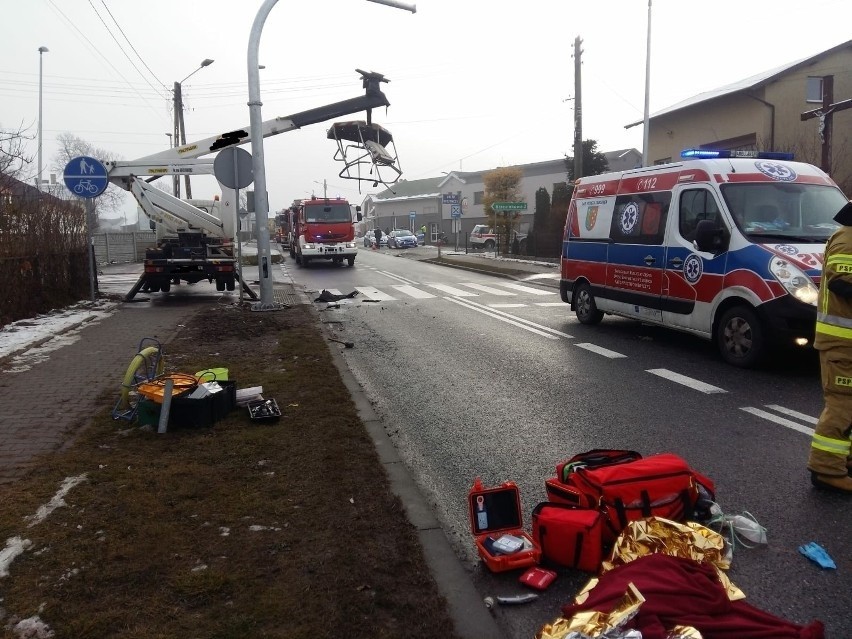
[{"x1": 3, "y1": 0, "x2": 851, "y2": 223}]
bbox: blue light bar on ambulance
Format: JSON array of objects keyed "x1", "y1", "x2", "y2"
[{"x1": 680, "y1": 149, "x2": 794, "y2": 161}]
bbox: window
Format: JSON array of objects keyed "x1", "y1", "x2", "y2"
[
  {"x1": 806, "y1": 76, "x2": 824, "y2": 103},
  {"x1": 473, "y1": 191, "x2": 484, "y2": 205},
  {"x1": 654, "y1": 158, "x2": 671, "y2": 166},
  {"x1": 678, "y1": 189, "x2": 722, "y2": 241},
  {"x1": 609, "y1": 192, "x2": 671, "y2": 245}
]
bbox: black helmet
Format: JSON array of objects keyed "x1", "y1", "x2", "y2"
[{"x1": 834, "y1": 201, "x2": 852, "y2": 226}]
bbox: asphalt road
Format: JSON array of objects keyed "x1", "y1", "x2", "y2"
[{"x1": 289, "y1": 246, "x2": 850, "y2": 639}]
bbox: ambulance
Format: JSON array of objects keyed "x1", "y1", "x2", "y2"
[{"x1": 560, "y1": 149, "x2": 849, "y2": 367}]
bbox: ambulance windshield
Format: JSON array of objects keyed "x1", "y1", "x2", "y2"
[{"x1": 721, "y1": 183, "x2": 848, "y2": 242}]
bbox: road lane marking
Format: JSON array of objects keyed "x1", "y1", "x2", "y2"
[
  {"x1": 355, "y1": 286, "x2": 397, "y2": 301},
  {"x1": 497, "y1": 282, "x2": 556, "y2": 296},
  {"x1": 764, "y1": 404, "x2": 818, "y2": 424},
  {"x1": 392, "y1": 285, "x2": 436, "y2": 299},
  {"x1": 574, "y1": 343, "x2": 627, "y2": 358},
  {"x1": 490, "y1": 303, "x2": 527, "y2": 308},
  {"x1": 446, "y1": 297, "x2": 559, "y2": 339},
  {"x1": 427, "y1": 283, "x2": 479, "y2": 297},
  {"x1": 535, "y1": 302, "x2": 566, "y2": 307},
  {"x1": 376, "y1": 270, "x2": 419, "y2": 285},
  {"x1": 740, "y1": 407, "x2": 815, "y2": 436},
  {"x1": 452, "y1": 297, "x2": 573, "y2": 338},
  {"x1": 459, "y1": 282, "x2": 517, "y2": 296},
  {"x1": 646, "y1": 368, "x2": 727, "y2": 394}
]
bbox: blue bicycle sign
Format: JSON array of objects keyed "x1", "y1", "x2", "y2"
[{"x1": 63, "y1": 156, "x2": 109, "y2": 198}]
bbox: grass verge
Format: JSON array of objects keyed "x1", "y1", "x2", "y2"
[{"x1": 0, "y1": 302, "x2": 460, "y2": 639}]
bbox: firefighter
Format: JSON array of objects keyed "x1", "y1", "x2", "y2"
[{"x1": 809, "y1": 201, "x2": 852, "y2": 493}]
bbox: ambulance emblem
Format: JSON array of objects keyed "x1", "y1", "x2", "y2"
[
  {"x1": 683, "y1": 254, "x2": 703, "y2": 284},
  {"x1": 619, "y1": 202, "x2": 640, "y2": 235},
  {"x1": 585, "y1": 206, "x2": 599, "y2": 231},
  {"x1": 755, "y1": 160, "x2": 796, "y2": 182},
  {"x1": 775, "y1": 243, "x2": 797, "y2": 255}
]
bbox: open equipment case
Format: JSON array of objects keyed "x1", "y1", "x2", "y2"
[{"x1": 468, "y1": 478, "x2": 541, "y2": 573}]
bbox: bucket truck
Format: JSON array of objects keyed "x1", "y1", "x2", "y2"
[{"x1": 103, "y1": 69, "x2": 402, "y2": 301}]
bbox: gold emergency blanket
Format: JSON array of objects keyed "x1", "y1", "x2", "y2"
[{"x1": 537, "y1": 517, "x2": 747, "y2": 639}]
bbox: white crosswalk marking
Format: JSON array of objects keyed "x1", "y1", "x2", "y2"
[
  {"x1": 740, "y1": 407, "x2": 815, "y2": 436},
  {"x1": 646, "y1": 369, "x2": 726, "y2": 393},
  {"x1": 459, "y1": 282, "x2": 517, "y2": 296},
  {"x1": 535, "y1": 302, "x2": 566, "y2": 307},
  {"x1": 426, "y1": 283, "x2": 479, "y2": 297},
  {"x1": 497, "y1": 282, "x2": 556, "y2": 296},
  {"x1": 355, "y1": 286, "x2": 397, "y2": 301},
  {"x1": 764, "y1": 404, "x2": 819, "y2": 424},
  {"x1": 326, "y1": 289, "x2": 344, "y2": 296},
  {"x1": 575, "y1": 343, "x2": 627, "y2": 358},
  {"x1": 490, "y1": 303, "x2": 526, "y2": 308},
  {"x1": 392, "y1": 284, "x2": 436, "y2": 299}
]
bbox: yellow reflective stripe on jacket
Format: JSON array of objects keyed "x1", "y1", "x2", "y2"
[
  {"x1": 815, "y1": 320, "x2": 852, "y2": 340},
  {"x1": 825, "y1": 253, "x2": 852, "y2": 271},
  {"x1": 811, "y1": 433, "x2": 852, "y2": 455}
]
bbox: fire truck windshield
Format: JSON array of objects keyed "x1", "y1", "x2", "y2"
[{"x1": 305, "y1": 204, "x2": 351, "y2": 223}]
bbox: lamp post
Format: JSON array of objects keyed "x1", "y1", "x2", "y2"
[
  {"x1": 246, "y1": 0, "x2": 415, "y2": 310},
  {"x1": 37, "y1": 46, "x2": 49, "y2": 192},
  {"x1": 173, "y1": 58, "x2": 214, "y2": 198}
]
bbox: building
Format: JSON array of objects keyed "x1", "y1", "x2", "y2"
[
  {"x1": 629, "y1": 39, "x2": 852, "y2": 193},
  {"x1": 361, "y1": 149, "x2": 641, "y2": 244}
]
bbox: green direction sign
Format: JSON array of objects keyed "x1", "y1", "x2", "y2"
[{"x1": 492, "y1": 202, "x2": 527, "y2": 211}]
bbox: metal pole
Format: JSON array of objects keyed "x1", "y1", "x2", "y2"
[
  {"x1": 86, "y1": 199, "x2": 96, "y2": 302},
  {"x1": 642, "y1": 0, "x2": 652, "y2": 167},
  {"x1": 233, "y1": 148, "x2": 244, "y2": 304},
  {"x1": 38, "y1": 46, "x2": 48, "y2": 191},
  {"x1": 173, "y1": 82, "x2": 181, "y2": 197},
  {"x1": 247, "y1": 0, "x2": 279, "y2": 310}
]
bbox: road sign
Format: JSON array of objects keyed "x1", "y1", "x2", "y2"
[
  {"x1": 214, "y1": 147, "x2": 254, "y2": 189},
  {"x1": 409, "y1": 210, "x2": 416, "y2": 220},
  {"x1": 442, "y1": 193, "x2": 460, "y2": 205},
  {"x1": 492, "y1": 202, "x2": 527, "y2": 211},
  {"x1": 63, "y1": 156, "x2": 108, "y2": 198},
  {"x1": 450, "y1": 205, "x2": 461, "y2": 218}
]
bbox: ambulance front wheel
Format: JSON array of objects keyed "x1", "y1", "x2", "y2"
[
  {"x1": 574, "y1": 282, "x2": 604, "y2": 325},
  {"x1": 716, "y1": 305, "x2": 765, "y2": 368}
]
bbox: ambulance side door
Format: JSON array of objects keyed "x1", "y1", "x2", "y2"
[
  {"x1": 662, "y1": 186, "x2": 730, "y2": 335},
  {"x1": 603, "y1": 191, "x2": 670, "y2": 321}
]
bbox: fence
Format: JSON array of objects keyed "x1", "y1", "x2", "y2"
[{"x1": 93, "y1": 231, "x2": 156, "y2": 264}]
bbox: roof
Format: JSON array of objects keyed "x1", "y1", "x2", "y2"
[{"x1": 626, "y1": 38, "x2": 852, "y2": 128}]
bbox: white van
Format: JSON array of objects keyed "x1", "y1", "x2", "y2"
[{"x1": 560, "y1": 149, "x2": 849, "y2": 367}]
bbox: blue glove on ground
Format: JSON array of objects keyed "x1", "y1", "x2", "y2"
[{"x1": 798, "y1": 542, "x2": 836, "y2": 569}]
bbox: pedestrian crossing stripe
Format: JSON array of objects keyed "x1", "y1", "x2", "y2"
[
  {"x1": 458, "y1": 282, "x2": 516, "y2": 296},
  {"x1": 392, "y1": 284, "x2": 435, "y2": 299},
  {"x1": 498, "y1": 282, "x2": 557, "y2": 296},
  {"x1": 424, "y1": 283, "x2": 479, "y2": 297}
]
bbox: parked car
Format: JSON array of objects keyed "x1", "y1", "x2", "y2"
[
  {"x1": 363, "y1": 229, "x2": 388, "y2": 247},
  {"x1": 470, "y1": 225, "x2": 527, "y2": 252},
  {"x1": 387, "y1": 229, "x2": 418, "y2": 249}
]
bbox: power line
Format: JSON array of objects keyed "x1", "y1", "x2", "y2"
[
  {"x1": 45, "y1": 0, "x2": 169, "y2": 125},
  {"x1": 86, "y1": 0, "x2": 169, "y2": 101},
  {"x1": 99, "y1": 0, "x2": 170, "y2": 95}
]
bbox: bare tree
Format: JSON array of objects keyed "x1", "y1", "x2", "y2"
[
  {"x1": 0, "y1": 122, "x2": 34, "y2": 180},
  {"x1": 51, "y1": 132, "x2": 127, "y2": 230}
]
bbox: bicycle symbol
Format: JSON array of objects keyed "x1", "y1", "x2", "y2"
[{"x1": 73, "y1": 179, "x2": 100, "y2": 195}]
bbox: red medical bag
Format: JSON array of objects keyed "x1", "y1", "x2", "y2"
[
  {"x1": 468, "y1": 478, "x2": 541, "y2": 573},
  {"x1": 532, "y1": 502, "x2": 604, "y2": 573}
]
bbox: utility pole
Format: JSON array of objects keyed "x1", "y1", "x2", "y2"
[
  {"x1": 642, "y1": 0, "x2": 652, "y2": 167},
  {"x1": 172, "y1": 81, "x2": 181, "y2": 198},
  {"x1": 800, "y1": 75, "x2": 852, "y2": 177},
  {"x1": 573, "y1": 36, "x2": 583, "y2": 180},
  {"x1": 177, "y1": 88, "x2": 192, "y2": 198}
]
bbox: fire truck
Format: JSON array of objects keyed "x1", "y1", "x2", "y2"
[{"x1": 288, "y1": 196, "x2": 362, "y2": 267}]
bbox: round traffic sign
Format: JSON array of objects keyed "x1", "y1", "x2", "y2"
[
  {"x1": 63, "y1": 156, "x2": 109, "y2": 198},
  {"x1": 214, "y1": 147, "x2": 254, "y2": 189}
]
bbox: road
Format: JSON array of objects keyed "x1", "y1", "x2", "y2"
[{"x1": 290, "y1": 246, "x2": 848, "y2": 639}]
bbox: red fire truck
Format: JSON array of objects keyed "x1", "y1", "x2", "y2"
[{"x1": 288, "y1": 196, "x2": 362, "y2": 267}]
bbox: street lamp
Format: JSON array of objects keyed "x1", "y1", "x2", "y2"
[
  {"x1": 37, "y1": 46, "x2": 49, "y2": 192},
  {"x1": 173, "y1": 58, "x2": 214, "y2": 197}
]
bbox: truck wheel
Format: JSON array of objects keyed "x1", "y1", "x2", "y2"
[
  {"x1": 574, "y1": 282, "x2": 604, "y2": 325},
  {"x1": 347, "y1": 256, "x2": 355, "y2": 267},
  {"x1": 226, "y1": 278, "x2": 235, "y2": 291},
  {"x1": 716, "y1": 305, "x2": 764, "y2": 368},
  {"x1": 216, "y1": 279, "x2": 225, "y2": 291},
  {"x1": 484, "y1": 240, "x2": 495, "y2": 250},
  {"x1": 295, "y1": 252, "x2": 302, "y2": 266},
  {"x1": 161, "y1": 282, "x2": 171, "y2": 292}
]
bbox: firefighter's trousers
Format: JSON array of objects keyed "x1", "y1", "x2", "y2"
[{"x1": 808, "y1": 349, "x2": 852, "y2": 476}]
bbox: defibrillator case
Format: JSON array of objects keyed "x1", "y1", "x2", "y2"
[{"x1": 468, "y1": 478, "x2": 541, "y2": 573}]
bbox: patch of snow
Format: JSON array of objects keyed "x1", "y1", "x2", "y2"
[
  {"x1": 11, "y1": 615, "x2": 55, "y2": 638},
  {"x1": 25, "y1": 475, "x2": 88, "y2": 528},
  {"x1": 0, "y1": 537, "x2": 33, "y2": 578}
]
